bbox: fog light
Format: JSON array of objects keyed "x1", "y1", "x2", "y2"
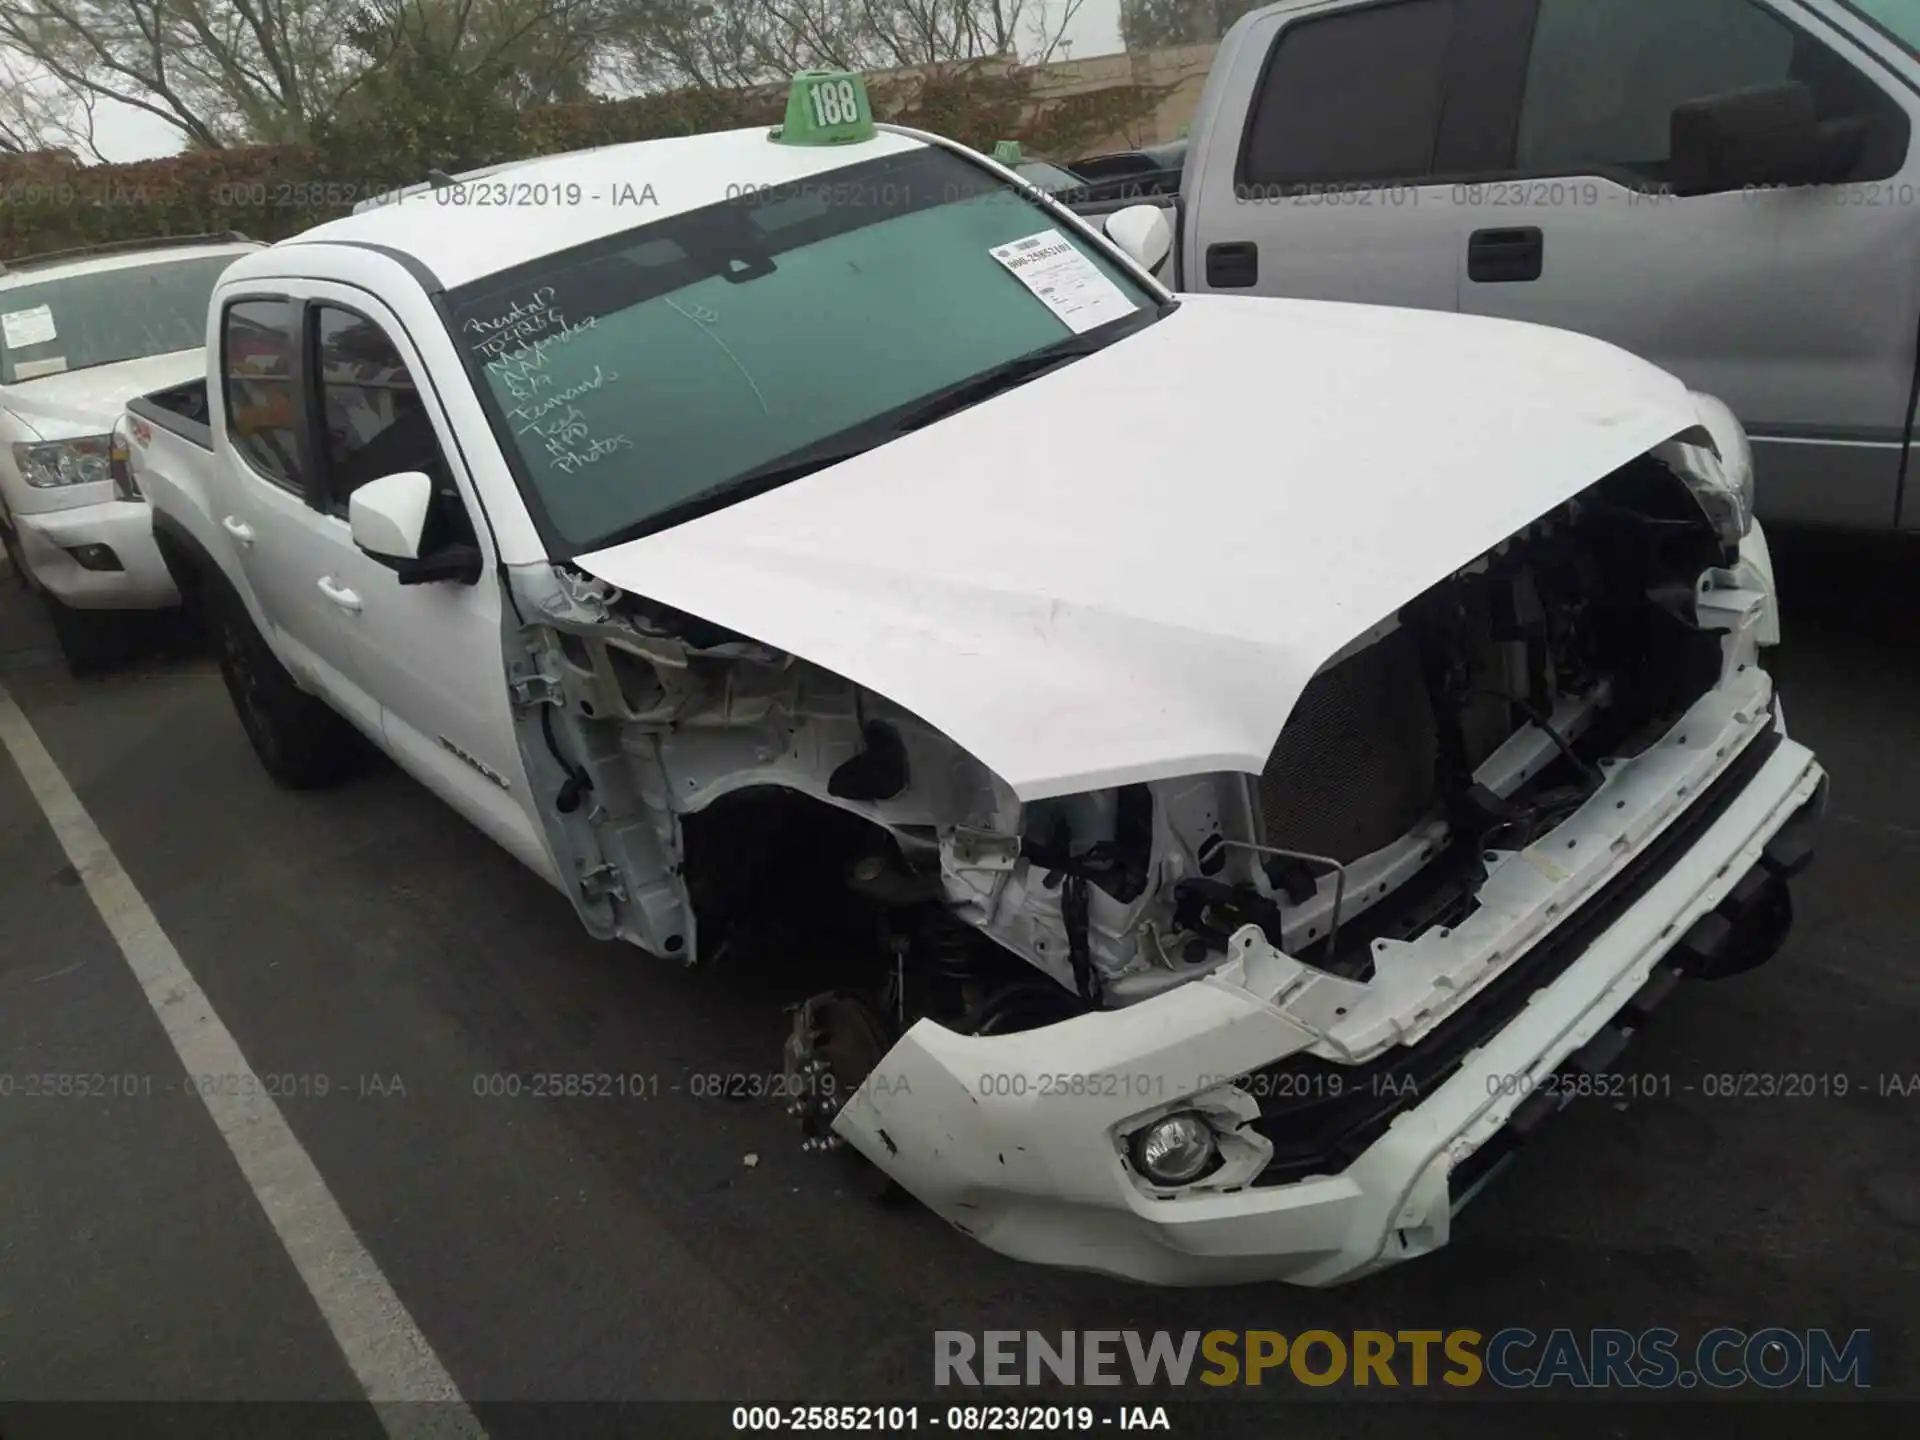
[
  {"x1": 67, "y1": 542, "x2": 123, "y2": 572},
  {"x1": 1129, "y1": 1112, "x2": 1217, "y2": 1185}
]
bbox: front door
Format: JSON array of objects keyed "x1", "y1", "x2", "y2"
[
  {"x1": 295, "y1": 284, "x2": 551, "y2": 880},
  {"x1": 1447, "y1": 0, "x2": 1920, "y2": 530}
]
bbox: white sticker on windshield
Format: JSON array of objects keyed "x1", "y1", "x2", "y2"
[
  {"x1": 988, "y1": 230, "x2": 1136, "y2": 335},
  {"x1": 12, "y1": 355, "x2": 67, "y2": 379},
  {"x1": 1, "y1": 304, "x2": 57, "y2": 349}
]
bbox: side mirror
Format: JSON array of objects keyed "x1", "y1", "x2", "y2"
[
  {"x1": 350, "y1": 469, "x2": 433, "y2": 561},
  {"x1": 1669, "y1": 81, "x2": 1822, "y2": 196},
  {"x1": 1104, "y1": 205, "x2": 1173, "y2": 275},
  {"x1": 349, "y1": 469, "x2": 483, "y2": 585}
]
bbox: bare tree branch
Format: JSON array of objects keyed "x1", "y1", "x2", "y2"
[{"x1": 0, "y1": 0, "x2": 612, "y2": 147}]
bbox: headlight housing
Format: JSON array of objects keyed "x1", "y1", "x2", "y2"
[
  {"x1": 109, "y1": 425, "x2": 142, "y2": 502},
  {"x1": 1661, "y1": 394, "x2": 1755, "y2": 547},
  {"x1": 12, "y1": 435, "x2": 115, "y2": 489}
]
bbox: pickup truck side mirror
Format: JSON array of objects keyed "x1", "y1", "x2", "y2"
[
  {"x1": 1669, "y1": 81, "x2": 1825, "y2": 196},
  {"x1": 1104, "y1": 205, "x2": 1173, "y2": 276},
  {"x1": 350, "y1": 469, "x2": 482, "y2": 585},
  {"x1": 351, "y1": 470, "x2": 433, "y2": 560}
]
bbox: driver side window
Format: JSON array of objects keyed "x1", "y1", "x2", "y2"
[
  {"x1": 1516, "y1": 0, "x2": 1908, "y2": 184},
  {"x1": 310, "y1": 304, "x2": 474, "y2": 547}
]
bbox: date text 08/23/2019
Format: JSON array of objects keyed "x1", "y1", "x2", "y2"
[{"x1": 731, "y1": 1406, "x2": 1172, "y2": 1432}]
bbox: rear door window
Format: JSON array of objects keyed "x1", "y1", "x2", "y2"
[
  {"x1": 222, "y1": 297, "x2": 304, "y2": 494},
  {"x1": 1238, "y1": 0, "x2": 1457, "y2": 191}
]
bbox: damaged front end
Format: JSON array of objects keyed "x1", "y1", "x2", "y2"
[{"x1": 502, "y1": 439, "x2": 1822, "y2": 1284}]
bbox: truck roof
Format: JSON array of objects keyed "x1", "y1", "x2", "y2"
[{"x1": 274, "y1": 125, "x2": 931, "y2": 292}]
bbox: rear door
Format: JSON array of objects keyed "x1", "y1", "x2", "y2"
[
  {"x1": 1182, "y1": 0, "x2": 1476, "y2": 310},
  {"x1": 211, "y1": 291, "x2": 382, "y2": 737},
  {"x1": 1447, "y1": 0, "x2": 1920, "y2": 530}
]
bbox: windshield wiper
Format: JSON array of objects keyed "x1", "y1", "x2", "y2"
[
  {"x1": 883, "y1": 330, "x2": 1120, "y2": 435},
  {"x1": 667, "y1": 333, "x2": 1120, "y2": 511},
  {"x1": 706, "y1": 437, "x2": 881, "y2": 496},
  {"x1": 574, "y1": 321, "x2": 1145, "y2": 555},
  {"x1": 597, "y1": 434, "x2": 883, "y2": 549}
]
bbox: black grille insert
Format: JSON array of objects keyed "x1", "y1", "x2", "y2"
[
  {"x1": 1242, "y1": 717, "x2": 1781, "y2": 1187},
  {"x1": 1257, "y1": 625, "x2": 1438, "y2": 863}
]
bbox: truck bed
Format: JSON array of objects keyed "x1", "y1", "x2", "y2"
[{"x1": 129, "y1": 378, "x2": 213, "y2": 452}]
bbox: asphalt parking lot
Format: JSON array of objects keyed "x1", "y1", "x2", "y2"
[{"x1": 0, "y1": 528, "x2": 1915, "y2": 1436}]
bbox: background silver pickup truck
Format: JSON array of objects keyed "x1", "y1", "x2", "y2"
[{"x1": 1078, "y1": 0, "x2": 1920, "y2": 535}]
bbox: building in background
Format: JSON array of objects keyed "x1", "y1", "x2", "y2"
[{"x1": 1120, "y1": 0, "x2": 1259, "y2": 49}]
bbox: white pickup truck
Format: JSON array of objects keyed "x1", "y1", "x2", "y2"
[
  {"x1": 1083, "y1": 0, "x2": 1920, "y2": 533},
  {"x1": 128, "y1": 72, "x2": 1826, "y2": 1287}
]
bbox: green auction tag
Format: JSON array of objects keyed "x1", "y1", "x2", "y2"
[{"x1": 773, "y1": 71, "x2": 876, "y2": 146}]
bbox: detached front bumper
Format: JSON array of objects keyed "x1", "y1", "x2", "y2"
[
  {"x1": 835, "y1": 699, "x2": 1825, "y2": 1287},
  {"x1": 14, "y1": 502, "x2": 178, "y2": 609}
]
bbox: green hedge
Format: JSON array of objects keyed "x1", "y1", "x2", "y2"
[{"x1": 0, "y1": 67, "x2": 1168, "y2": 259}]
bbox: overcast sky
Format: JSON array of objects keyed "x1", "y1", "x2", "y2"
[{"x1": 61, "y1": 0, "x2": 1128, "y2": 162}]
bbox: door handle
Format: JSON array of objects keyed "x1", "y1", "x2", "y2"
[
  {"x1": 1468, "y1": 226, "x2": 1544, "y2": 283},
  {"x1": 316, "y1": 576, "x2": 362, "y2": 612},
  {"x1": 221, "y1": 515, "x2": 255, "y2": 546},
  {"x1": 1205, "y1": 241, "x2": 1258, "y2": 289}
]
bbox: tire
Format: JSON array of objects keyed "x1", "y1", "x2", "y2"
[
  {"x1": 1, "y1": 524, "x2": 28, "y2": 593},
  {"x1": 44, "y1": 594, "x2": 119, "y2": 677},
  {"x1": 207, "y1": 582, "x2": 364, "y2": 788}
]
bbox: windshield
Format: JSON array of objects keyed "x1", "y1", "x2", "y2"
[
  {"x1": 1841, "y1": 0, "x2": 1918, "y2": 51},
  {"x1": 446, "y1": 145, "x2": 1161, "y2": 554},
  {"x1": 1843, "y1": 0, "x2": 1920, "y2": 50},
  {"x1": 0, "y1": 253, "x2": 239, "y2": 385}
]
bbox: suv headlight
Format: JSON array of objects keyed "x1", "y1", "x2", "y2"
[
  {"x1": 12, "y1": 435, "x2": 115, "y2": 489},
  {"x1": 1661, "y1": 394, "x2": 1755, "y2": 547}
]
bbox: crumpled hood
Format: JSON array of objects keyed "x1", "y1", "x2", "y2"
[
  {"x1": 2, "y1": 348, "x2": 205, "y2": 439},
  {"x1": 575, "y1": 295, "x2": 1705, "y2": 802}
]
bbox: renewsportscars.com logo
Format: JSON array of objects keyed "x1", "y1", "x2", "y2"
[{"x1": 933, "y1": 1328, "x2": 1872, "y2": 1390}]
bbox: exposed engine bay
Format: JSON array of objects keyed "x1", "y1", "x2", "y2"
[{"x1": 503, "y1": 452, "x2": 1755, "y2": 1154}]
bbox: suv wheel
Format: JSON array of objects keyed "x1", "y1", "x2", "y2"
[
  {"x1": 2, "y1": 525, "x2": 30, "y2": 592},
  {"x1": 44, "y1": 594, "x2": 119, "y2": 676},
  {"x1": 208, "y1": 583, "x2": 364, "y2": 788}
]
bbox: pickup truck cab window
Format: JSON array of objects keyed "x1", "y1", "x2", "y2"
[
  {"x1": 222, "y1": 297, "x2": 304, "y2": 494},
  {"x1": 1518, "y1": 0, "x2": 1910, "y2": 183},
  {"x1": 312, "y1": 304, "x2": 466, "y2": 539},
  {"x1": 1237, "y1": 0, "x2": 1454, "y2": 192},
  {"x1": 445, "y1": 145, "x2": 1161, "y2": 554}
]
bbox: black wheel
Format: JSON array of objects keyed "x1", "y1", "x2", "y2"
[
  {"x1": 0, "y1": 524, "x2": 28, "y2": 592},
  {"x1": 43, "y1": 594, "x2": 119, "y2": 677},
  {"x1": 207, "y1": 582, "x2": 364, "y2": 788}
]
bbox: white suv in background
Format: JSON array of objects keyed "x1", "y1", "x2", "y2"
[{"x1": 0, "y1": 233, "x2": 261, "y2": 671}]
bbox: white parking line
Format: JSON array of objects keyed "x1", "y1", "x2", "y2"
[{"x1": 0, "y1": 677, "x2": 487, "y2": 1440}]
